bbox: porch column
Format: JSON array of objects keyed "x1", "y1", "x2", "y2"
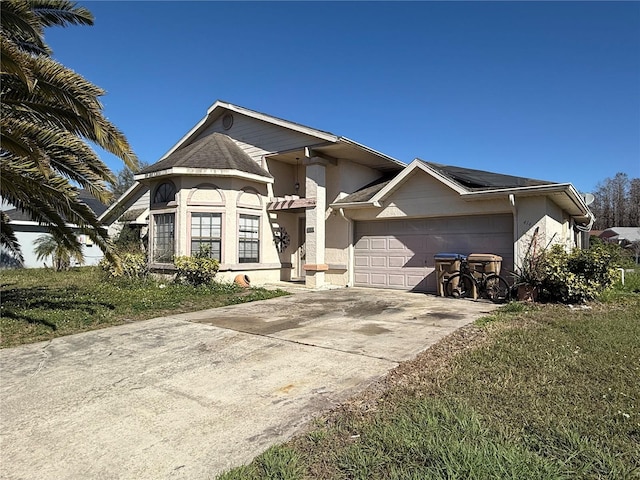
[{"x1": 304, "y1": 158, "x2": 328, "y2": 288}]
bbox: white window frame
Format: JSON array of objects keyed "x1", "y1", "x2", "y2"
[
  {"x1": 190, "y1": 212, "x2": 222, "y2": 261},
  {"x1": 238, "y1": 214, "x2": 260, "y2": 264},
  {"x1": 152, "y1": 212, "x2": 175, "y2": 264}
]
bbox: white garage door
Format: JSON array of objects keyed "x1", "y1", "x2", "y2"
[{"x1": 354, "y1": 214, "x2": 513, "y2": 292}]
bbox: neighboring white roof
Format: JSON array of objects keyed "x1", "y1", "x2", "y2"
[{"x1": 602, "y1": 227, "x2": 640, "y2": 243}]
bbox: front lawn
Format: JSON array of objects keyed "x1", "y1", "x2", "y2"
[
  {"x1": 220, "y1": 277, "x2": 640, "y2": 479},
  {"x1": 0, "y1": 267, "x2": 288, "y2": 348}
]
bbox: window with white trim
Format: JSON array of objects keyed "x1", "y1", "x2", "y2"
[
  {"x1": 153, "y1": 213, "x2": 174, "y2": 263},
  {"x1": 154, "y1": 182, "x2": 176, "y2": 204},
  {"x1": 191, "y1": 213, "x2": 221, "y2": 260},
  {"x1": 238, "y1": 214, "x2": 259, "y2": 263}
]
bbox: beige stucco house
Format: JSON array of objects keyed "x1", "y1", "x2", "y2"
[{"x1": 100, "y1": 100, "x2": 594, "y2": 292}]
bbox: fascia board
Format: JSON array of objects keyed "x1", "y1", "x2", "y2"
[
  {"x1": 338, "y1": 137, "x2": 406, "y2": 167},
  {"x1": 460, "y1": 183, "x2": 571, "y2": 198},
  {"x1": 220, "y1": 102, "x2": 338, "y2": 142},
  {"x1": 137, "y1": 167, "x2": 274, "y2": 184},
  {"x1": 158, "y1": 112, "x2": 211, "y2": 161},
  {"x1": 370, "y1": 159, "x2": 467, "y2": 203},
  {"x1": 328, "y1": 201, "x2": 382, "y2": 209},
  {"x1": 6, "y1": 220, "x2": 40, "y2": 226},
  {"x1": 463, "y1": 183, "x2": 593, "y2": 219},
  {"x1": 9, "y1": 220, "x2": 94, "y2": 229},
  {"x1": 157, "y1": 100, "x2": 339, "y2": 164},
  {"x1": 98, "y1": 182, "x2": 145, "y2": 222}
]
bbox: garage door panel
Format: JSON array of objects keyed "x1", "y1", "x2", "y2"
[
  {"x1": 407, "y1": 273, "x2": 428, "y2": 285},
  {"x1": 388, "y1": 256, "x2": 406, "y2": 268},
  {"x1": 354, "y1": 214, "x2": 513, "y2": 292},
  {"x1": 370, "y1": 256, "x2": 386, "y2": 267},
  {"x1": 387, "y1": 238, "x2": 407, "y2": 250},
  {"x1": 354, "y1": 272, "x2": 370, "y2": 284},
  {"x1": 369, "y1": 274, "x2": 388, "y2": 286},
  {"x1": 355, "y1": 237, "x2": 370, "y2": 249},
  {"x1": 388, "y1": 275, "x2": 406, "y2": 287},
  {"x1": 370, "y1": 238, "x2": 387, "y2": 249},
  {"x1": 354, "y1": 256, "x2": 370, "y2": 267}
]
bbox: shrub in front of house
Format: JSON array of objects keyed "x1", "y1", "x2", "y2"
[
  {"x1": 173, "y1": 255, "x2": 220, "y2": 287},
  {"x1": 99, "y1": 252, "x2": 148, "y2": 279},
  {"x1": 540, "y1": 243, "x2": 620, "y2": 303}
]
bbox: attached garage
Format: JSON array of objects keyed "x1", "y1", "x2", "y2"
[{"x1": 354, "y1": 214, "x2": 514, "y2": 292}]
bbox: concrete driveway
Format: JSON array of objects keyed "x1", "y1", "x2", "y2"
[{"x1": 0, "y1": 287, "x2": 497, "y2": 479}]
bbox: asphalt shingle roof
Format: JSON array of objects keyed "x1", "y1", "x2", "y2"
[
  {"x1": 334, "y1": 161, "x2": 556, "y2": 205},
  {"x1": 422, "y1": 161, "x2": 553, "y2": 190},
  {"x1": 335, "y1": 175, "x2": 397, "y2": 204},
  {"x1": 140, "y1": 132, "x2": 273, "y2": 178}
]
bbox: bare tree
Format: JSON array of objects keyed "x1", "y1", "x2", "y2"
[
  {"x1": 591, "y1": 172, "x2": 638, "y2": 229},
  {"x1": 628, "y1": 178, "x2": 640, "y2": 226}
]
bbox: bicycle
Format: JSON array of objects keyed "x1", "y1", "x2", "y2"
[{"x1": 444, "y1": 257, "x2": 511, "y2": 303}]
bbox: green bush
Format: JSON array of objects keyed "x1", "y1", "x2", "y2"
[
  {"x1": 114, "y1": 224, "x2": 144, "y2": 253},
  {"x1": 174, "y1": 255, "x2": 220, "y2": 286},
  {"x1": 99, "y1": 252, "x2": 148, "y2": 279},
  {"x1": 540, "y1": 243, "x2": 620, "y2": 303}
]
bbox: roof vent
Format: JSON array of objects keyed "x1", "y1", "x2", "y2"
[{"x1": 222, "y1": 113, "x2": 234, "y2": 130}]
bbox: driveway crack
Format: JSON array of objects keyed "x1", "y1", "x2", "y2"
[
  {"x1": 210, "y1": 325, "x2": 399, "y2": 364},
  {"x1": 31, "y1": 340, "x2": 52, "y2": 377}
]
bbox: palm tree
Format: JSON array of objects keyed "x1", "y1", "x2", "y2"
[
  {"x1": 33, "y1": 233, "x2": 84, "y2": 271},
  {"x1": 0, "y1": 0, "x2": 138, "y2": 266}
]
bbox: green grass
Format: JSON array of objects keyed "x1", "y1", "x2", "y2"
[
  {"x1": 0, "y1": 267, "x2": 288, "y2": 348},
  {"x1": 220, "y1": 291, "x2": 640, "y2": 479}
]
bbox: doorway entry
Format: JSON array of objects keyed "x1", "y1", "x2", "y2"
[{"x1": 296, "y1": 216, "x2": 306, "y2": 279}]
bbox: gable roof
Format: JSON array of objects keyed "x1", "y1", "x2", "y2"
[
  {"x1": 334, "y1": 175, "x2": 397, "y2": 204},
  {"x1": 139, "y1": 132, "x2": 272, "y2": 179},
  {"x1": 158, "y1": 100, "x2": 405, "y2": 174},
  {"x1": 333, "y1": 159, "x2": 593, "y2": 223},
  {"x1": 160, "y1": 100, "x2": 338, "y2": 162},
  {"x1": 335, "y1": 161, "x2": 554, "y2": 205},
  {"x1": 98, "y1": 182, "x2": 150, "y2": 225},
  {"x1": 423, "y1": 161, "x2": 553, "y2": 190}
]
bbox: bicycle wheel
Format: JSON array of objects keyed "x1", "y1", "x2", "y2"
[
  {"x1": 444, "y1": 273, "x2": 475, "y2": 299},
  {"x1": 484, "y1": 274, "x2": 510, "y2": 303}
]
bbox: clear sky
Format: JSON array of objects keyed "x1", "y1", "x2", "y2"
[{"x1": 45, "y1": 1, "x2": 640, "y2": 194}]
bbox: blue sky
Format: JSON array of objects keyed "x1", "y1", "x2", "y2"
[{"x1": 46, "y1": 1, "x2": 639, "y2": 193}]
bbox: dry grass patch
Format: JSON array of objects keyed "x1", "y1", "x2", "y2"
[{"x1": 220, "y1": 296, "x2": 640, "y2": 479}]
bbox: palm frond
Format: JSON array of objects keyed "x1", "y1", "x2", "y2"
[
  {"x1": 0, "y1": 0, "x2": 49, "y2": 55},
  {"x1": 0, "y1": 211, "x2": 25, "y2": 264},
  {"x1": 30, "y1": 0, "x2": 94, "y2": 28},
  {"x1": 0, "y1": 0, "x2": 132, "y2": 267}
]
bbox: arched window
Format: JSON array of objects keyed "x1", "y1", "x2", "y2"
[{"x1": 154, "y1": 182, "x2": 176, "y2": 204}]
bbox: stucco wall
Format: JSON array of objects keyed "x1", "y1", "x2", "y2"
[
  {"x1": 148, "y1": 176, "x2": 281, "y2": 276},
  {"x1": 512, "y1": 196, "x2": 578, "y2": 268},
  {"x1": 346, "y1": 170, "x2": 511, "y2": 221}
]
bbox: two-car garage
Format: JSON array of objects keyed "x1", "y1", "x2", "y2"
[{"x1": 353, "y1": 214, "x2": 514, "y2": 292}]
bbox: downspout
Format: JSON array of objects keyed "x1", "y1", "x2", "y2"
[
  {"x1": 338, "y1": 207, "x2": 354, "y2": 287},
  {"x1": 509, "y1": 194, "x2": 519, "y2": 270}
]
